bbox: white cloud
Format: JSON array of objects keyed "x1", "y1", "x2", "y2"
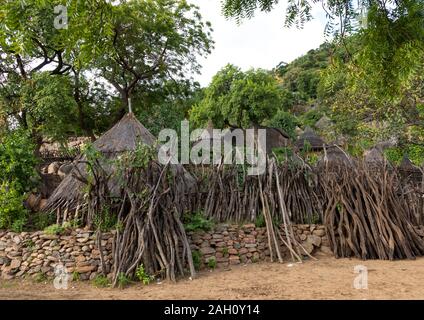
[{"x1": 190, "y1": 1, "x2": 328, "y2": 86}]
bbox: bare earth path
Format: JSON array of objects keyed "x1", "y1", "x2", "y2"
[{"x1": 1, "y1": 256, "x2": 424, "y2": 300}]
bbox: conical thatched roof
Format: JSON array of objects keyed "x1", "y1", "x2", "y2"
[
  {"x1": 318, "y1": 145, "x2": 352, "y2": 167},
  {"x1": 364, "y1": 148, "x2": 385, "y2": 165},
  {"x1": 398, "y1": 155, "x2": 422, "y2": 182},
  {"x1": 45, "y1": 113, "x2": 158, "y2": 212},
  {"x1": 295, "y1": 127, "x2": 326, "y2": 151}
]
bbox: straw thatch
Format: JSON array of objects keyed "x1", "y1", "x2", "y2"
[
  {"x1": 45, "y1": 113, "x2": 158, "y2": 213},
  {"x1": 364, "y1": 147, "x2": 385, "y2": 165},
  {"x1": 318, "y1": 145, "x2": 352, "y2": 167},
  {"x1": 295, "y1": 127, "x2": 326, "y2": 151},
  {"x1": 398, "y1": 156, "x2": 423, "y2": 183},
  {"x1": 192, "y1": 123, "x2": 291, "y2": 156}
]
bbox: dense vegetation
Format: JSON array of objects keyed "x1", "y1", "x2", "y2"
[{"x1": 0, "y1": 0, "x2": 423, "y2": 230}]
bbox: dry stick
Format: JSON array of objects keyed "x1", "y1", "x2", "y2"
[
  {"x1": 258, "y1": 177, "x2": 275, "y2": 262},
  {"x1": 278, "y1": 232, "x2": 302, "y2": 262},
  {"x1": 173, "y1": 208, "x2": 196, "y2": 279},
  {"x1": 265, "y1": 160, "x2": 284, "y2": 263},
  {"x1": 264, "y1": 191, "x2": 284, "y2": 263},
  {"x1": 273, "y1": 158, "x2": 295, "y2": 262}
]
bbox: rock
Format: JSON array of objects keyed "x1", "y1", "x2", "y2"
[
  {"x1": 47, "y1": 162, "x2": 61, "y2": 174},
  {"x1": 239, "y1": 248, "x2": 248, "y2": 255},
  {"x1": 10, "y1": 259, "x2": 21, "y2": 270},
  {"x1": 300, "y1": 242, "x2": 314, "y2": 255},
  {"x1": 25, "y1": 193, "x2": 40, "y2": 211},
  {"x1": 229, "y1": 256, "x2": 240, "y2": 265},
  {"x1": 200, "y1": 247, "x2": 215, "y2": 255},
  {"x1": 0, "y1": 257, "x2": 10, "y2": 265},
  {"x1": 40, "y1": 234, "x2": 58, "y2": 240},
  {"x1": 315, "y1": 116, "x2": 333, "y2": 130},
  {"x1": 1, "y1": 273, "x2": 15, "y2": 280},
  {"x1": 307, "y1": 235, "x2": 322, "y2": 247},
  {"x1": 71, "y1": 265, "x2": 96, "y2": 273},
  {"x1": 58, "y1": 163, "x2": 73, "y2": 178},
  {"x1": 320, "y1": 246, "x2": 333, "y2": 255},
  {"x1": 12, "y1": 235, "x2": 21, "y2": 245},
  {"x1": 312, "y1": 229, "x2": 326, "y2": 237}
]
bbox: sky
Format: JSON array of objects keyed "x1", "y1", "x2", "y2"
[{"x1": 189, "y1": 1, "x2": 328, "y2": 87}]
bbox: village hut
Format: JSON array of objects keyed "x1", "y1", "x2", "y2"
[
  {"x1": 295, "y1": 127, "x2": 326, "y2": 151},
  {"x1": 45, "y1": 113, "x2": 194, "y2": 222},
  {"x1": 263, "y1": 127, "x2": 290, "y2": 153},
  {"x1": 192, "y1": 122, "x2": 291, "y2": 158},
  {"x1": 364, "y1": 148, "x2": 385, "y2": 166},
  {"x1": 317, "y1": 145, "x2": 352, "y2": 168},
  {"x1": 398, "y1": 155, "x2": 423, "y2": 183}
]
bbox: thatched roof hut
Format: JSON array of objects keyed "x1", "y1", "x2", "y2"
[
  {"x1": 295, "y1": 127, "x2": 326, "y2": 151},
  {"x1": 364, "y1": 148, "x2": 385, "y2": 166},
  {"x1": 192, "y1": 123, "x2": 291, "y2": 156},
  {"x1": 264, "y1": 127, "x2": 290, "y2": 153},
  {"x1": 45, "y1": 113, "x2": 165, "y2": 213},
  {"x1": 318, "y1": 145, "x2": 352, "y2": 167},
  {"x1": 398, "y1": 156, "x2": 423, "y2": 183}
]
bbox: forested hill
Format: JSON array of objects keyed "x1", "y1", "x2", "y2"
[{"x1": 270, "y1": 39, "x2": 424, "y2": 165}]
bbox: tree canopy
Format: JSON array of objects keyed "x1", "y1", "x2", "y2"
[{"x1": 190, "y1": 65, "x2": 285, "y2": 128}]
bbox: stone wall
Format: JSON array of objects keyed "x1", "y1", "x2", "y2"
[
  {"x1": 0, "y1": 224, "x2": 331, "y2": 280},
  {"x1": 0, "y1": 230, "x2": 113, "y2": 281},
  {"x1": 188, "y1": 224, "x2": 331, "y2": 269}
]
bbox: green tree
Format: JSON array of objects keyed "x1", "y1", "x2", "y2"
[
  {"x1": 222, "y1": 0, "x2": 424, "y2": 102},
  {"x1": 95, "y1": 0, "x2": 213, "y2": 121},
  {"x1": 190, "y1": 65, "x2": 284, "y2": 128}
]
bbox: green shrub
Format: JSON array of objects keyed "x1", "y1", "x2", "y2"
[
  {"x1": 135, "y1": 264, "x2": 154, "y2": 285},
  {"x1": 184, "y1": 212, "x2": 214, "y2": 232},
  {"x1": 191, "y1": 250, "x2": 202, "y2": 271},
  {"x1": 92, "y1": 275, "x2": 110, "y2": 288},
  {"x1": 299, "y1": 109, "x2": 324, "y2": 128},
  {"x1": 222, "y1": 247, "x2": 229, "y2": 256},
  {"x1": 44, "y1": 224, "x2": 65, "y2": 235},
  {"x1": 117, "y1": 272, "x2": 131, "y2": 289},
  {"x1": 266, "y1": 110, "x2": 298, "y2": 139},
  {"x1": 93, "y1": 207, "x2": 118, "y2": 232},
  {"x1": 207, "y1": 257, "x2": 217, "y2": 269},
  {"x1": 33, "y1": 211, "x2": 56, "y2": 231},
  {"x1": 72, "y1": 271, "x2": 80, "y2": 282},
  {"x1": 34, "y1": 272, "x2": 48, "y2": 283},
  {"x1": 0, "y1": 129, "x2": 39, "y2": 191},
  {"x1": 0, "y1": 182, "x2": 28, "y2": 231},
  {"x1": 255, "y1": 214, "x2": 266, "y2": 228},
  {"x1": 0, "y1": 130, "x2": 38, "y2": 231}
]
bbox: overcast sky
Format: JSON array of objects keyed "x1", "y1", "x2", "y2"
[{"x1": 190, "y1": 1, "x2": 328, "y2": 87}]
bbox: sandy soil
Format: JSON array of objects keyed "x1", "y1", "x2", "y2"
[{"x1": 1, "y1": 255, "x2": 424, "y2": 300}]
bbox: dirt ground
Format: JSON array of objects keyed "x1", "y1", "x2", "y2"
[{"x1": 1, "y1": 255, "x2": 424, "y2": 300}]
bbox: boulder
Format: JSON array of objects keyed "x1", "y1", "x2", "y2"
[
  {"x1": 47, "y1": 162, "x2": 61, "y2": 174},
  {"x1": 26, "y1": 193, "x2": 41, "y2": 211},
  {"x1": 307, "y1": 235, "x2": 322, "y2": 247},
  {"x1": 312, "y1": 229, "x2": 326, "y2": 237},
  {"x1": 58, "y1": 163, "x2": 73, "y2": 178}
]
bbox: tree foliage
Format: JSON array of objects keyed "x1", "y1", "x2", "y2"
[{"x1": 190, "y1": 65, "x2": 285, "y2": 128}]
